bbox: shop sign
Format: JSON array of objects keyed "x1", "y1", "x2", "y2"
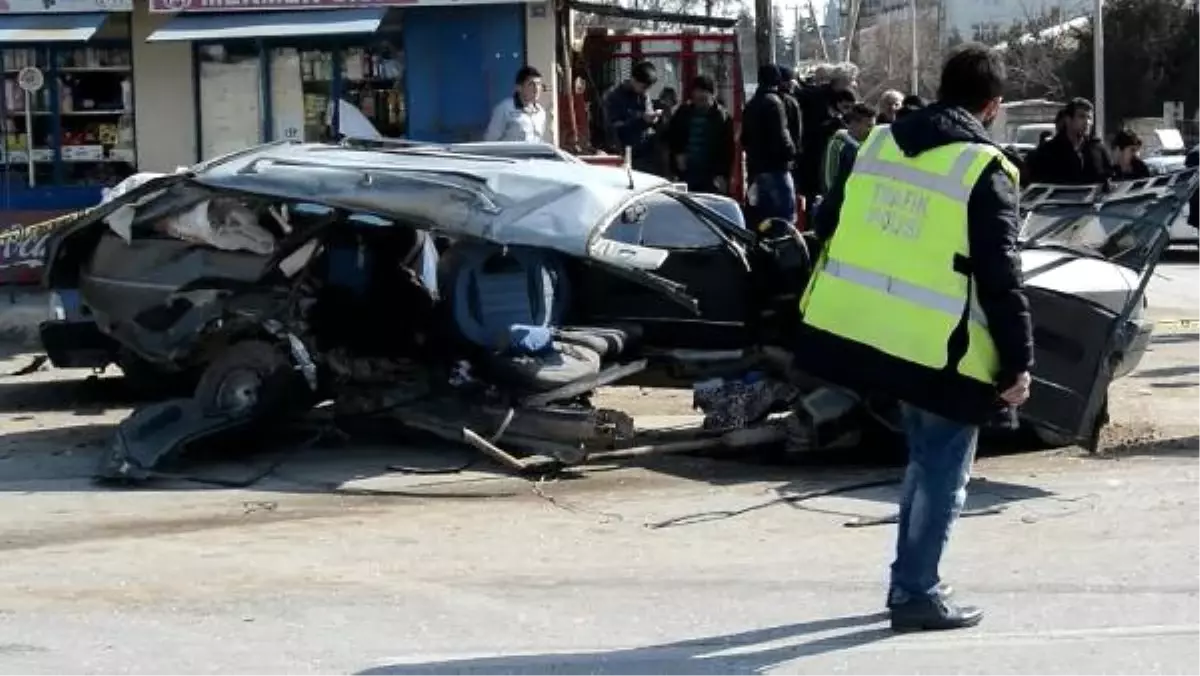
[
  {"x1": 0, "y1": 0, "x2": 132, "y2": 12},
  {"x1": 150, "y1": 0, "x2": 527, "y2": 11},
  {"x1": 0, "y1": 209, "x2": 89, "y2": 285}
]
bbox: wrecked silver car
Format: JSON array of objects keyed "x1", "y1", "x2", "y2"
[{"x1": 37, "y1": 140, "x2": 1197, "y2": 482}]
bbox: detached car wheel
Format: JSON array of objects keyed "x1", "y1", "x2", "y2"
[{"x1": 194, "y1": 340, "x2": 302, "y2": 418}]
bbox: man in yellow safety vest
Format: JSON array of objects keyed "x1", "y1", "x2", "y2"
[{"x1": 798, "y1": 43, "x2": 1034, "y2": 632}]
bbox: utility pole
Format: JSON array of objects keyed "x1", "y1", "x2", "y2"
[
  {"x1": 909, "y1": 0, "x2": 919, "y2": 94},
  {"x1": 808, "y1": 0, "x2": 829, "y2": 60},
  {"x1": 793, "y1": 4, "x2": 802, "y2": 67},
  {"x1": 1092, "y1": 0, "x2": 1105, "y2": 139},
  {"x1": 755, "y1": 0, "x2": 774, "y2": 67}
]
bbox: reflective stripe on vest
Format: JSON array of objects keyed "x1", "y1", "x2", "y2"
[
  {"x1": 800, "y1": 126, "x2": 1018, "y2": 386},
  {"x1": 822, "y1": 129, "x2": 852, "y2": 193},
  {"x1": 823, "y1": 258, "x2": 990, "y2": 329}
]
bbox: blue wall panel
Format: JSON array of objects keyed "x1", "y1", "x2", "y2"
[{"x1": 404, "y1": 4, "x2": 525, "y2": 142}]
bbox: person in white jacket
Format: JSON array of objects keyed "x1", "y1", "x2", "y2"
[{"x1": 484, "y1": 66, "x2": 548, "y2": 143}]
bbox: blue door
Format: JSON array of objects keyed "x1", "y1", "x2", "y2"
[{"x1": 404, "y1": 4, "x2": 525, "y2": 142}]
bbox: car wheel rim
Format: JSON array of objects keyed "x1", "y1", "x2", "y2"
[{"x1": 214, "y1": 368, "x2": 262, "y2": 414}]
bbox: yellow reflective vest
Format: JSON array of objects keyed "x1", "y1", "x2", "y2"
[{"x1": 797, "y1": 125, "x2": 1020, "y2": 421}]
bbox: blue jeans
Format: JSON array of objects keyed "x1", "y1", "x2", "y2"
[
  {"x1": 750, "y1": 171, "x2": 796, "y2": 223},
  {"x1": 889, "y1": 403, "x2": 978, "y2": 604}
]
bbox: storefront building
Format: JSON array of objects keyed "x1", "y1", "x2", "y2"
[
  {"x1": 0, "y1": 0, "x2": 557, "y2": 237},
  {"x1": 0, "y1": 0, "x2": 138, "y2": 234}
]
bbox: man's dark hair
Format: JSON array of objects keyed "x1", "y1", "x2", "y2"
[
  {"x1": 1113, "y1": 128, "x2": 1142, "y2": 149},
  {"x1": 1064, "y1": 97, "x2": 1094, "y2": 117},
  {"x1": 845, "y1": 102, "x2": 875, "y2": 123},
  {"x1": 901, "y1": 94, "x2": 925, "y2": 108},
  {"x1": 832, "y1": 88, "x2": 857, "y2": 106},
  {"x1": 632, "y1": 61, "x2": 658, "y2": 86},
  {"x1": 691, "y1": 74, "x2": 716, "y2": 94},
  {"x1": 937, "y1": 42, "x2": 1006, "y2": 113},
  {"x1": 514, "y1": 65, "x2": 541, "y2": 85}
]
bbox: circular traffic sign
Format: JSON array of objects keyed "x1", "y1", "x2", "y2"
[{"x1": 17, "y1": 67, "x2": 43, "y2": 93}]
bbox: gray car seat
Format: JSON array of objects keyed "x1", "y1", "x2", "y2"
[{"x1": 440, "y1": 242, "x2": 634, "y2": 392}]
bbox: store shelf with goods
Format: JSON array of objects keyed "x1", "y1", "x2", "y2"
[
  {"x1": 0, "y1": 43, "x2": 136, "y2": 193},
  {"x1": 340, "y1": 43, "x2": 406, "y2": 138}
]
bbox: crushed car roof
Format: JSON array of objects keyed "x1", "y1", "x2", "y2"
[{"x1": 190, "y1": 141, "x2": 671, "y2": 259}]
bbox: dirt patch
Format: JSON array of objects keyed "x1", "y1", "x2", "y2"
[{"x1": 593, "y1": 386, "x2": 695, "y2": 417}]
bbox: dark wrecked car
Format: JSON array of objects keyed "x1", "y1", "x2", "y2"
[{"x1": 38, "y1": 139, "x2": 1197, "y2": 482}]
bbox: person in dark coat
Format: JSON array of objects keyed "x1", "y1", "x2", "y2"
[
  {"x1": 1025, "y1": 98, "x2": 1111, "y2": 185},
  {"x1": 602, "y1": 60, "x2": 661, "y2": 173},
  {"x1": 740, "y1": 63, "x2": 797, "y2": 222},
  {"x1": 667, "y1": 75, "x2": 735, "y2": 194},
  {"x1": 894, "y1": 94, "x2": 925, "y2": 120},
  {"x1": 1110, "y1": 128, "x2": 1150, "y2": 180},
  {"x1": 796, "y1": 66, "x2": 856, "y2": 199},
  {"x1": 778, "y1": 66, "x2": 804, "y2": 155}
]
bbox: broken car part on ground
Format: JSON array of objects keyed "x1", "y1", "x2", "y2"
[{"x1": 34, "y1": 139, "x2": 1199, "y2": 483}]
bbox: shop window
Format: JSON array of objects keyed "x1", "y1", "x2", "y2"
[
  {"x1": 339, "y1": 39, "x2": 406, "y2": 138},
  {"x1": 0, "y1": 14, "x2": 136, "y2": 193},
  {"x1": 270, "y1": 47, "x2": 335, "y2": 143},
  {"x1": 198, "y1": 42, "x2": 262, "y2": 160}
]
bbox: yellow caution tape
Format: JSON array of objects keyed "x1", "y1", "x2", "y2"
[{"x1": 1153, "y1": 318, "x2": 1199, "y2": 330}]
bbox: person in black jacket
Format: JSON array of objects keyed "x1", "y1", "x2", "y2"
[
  {"x1": 779, "y1": 66, "x2": 804, "y2": 155},
  {"x1": 1025, "y1": 98, "x2": 1110, "y2": 185},
  {"x1": 796, "y1": 65, "x2": 856, "y2": 200},
  {"x1": 1110, "y1": 129, "x2": 1150, "y2": 180},
  {"x1": 741, "y1": 63, "x2": 797, "y2": 222},
  {"x1": 602, "y1": 61, "x2": 661, "y2": 172},
  {"x1": 667, "y1": 75, "x2": 735, "y2": 193},
  {"x1": 811, "y1": 43, "x2": 1033, "y2": 632}
]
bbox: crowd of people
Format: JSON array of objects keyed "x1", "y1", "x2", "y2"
[
  {"x1": 484, "y1": 59, "x2": 1195, "y2": 231},
  {"x1": 584, "y1": 57, "x2": 928, "y2": 226},
  {"x1": 740, "y1": 61, "x2": 931, "y2": 225}
]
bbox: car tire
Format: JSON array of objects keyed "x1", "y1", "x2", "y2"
[{"x1": 194, "y1": 340, "x2": 303, "y2": 418}]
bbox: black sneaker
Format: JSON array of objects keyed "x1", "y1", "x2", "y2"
[{"x1": 890, "y1": 595, "x2": 984, "y2": 633}]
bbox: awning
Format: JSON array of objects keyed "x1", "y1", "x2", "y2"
[
  {"x1": 147, "y1": 8, "x2": 386, "y2": 42},
  {"x1": 0, "y1": 13, "x2": 111, "y2": 43}
]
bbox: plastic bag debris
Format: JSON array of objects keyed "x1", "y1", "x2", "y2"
[
  {"x1": 102, "y1": 172, "x2": 164, "y2": 205},
  {"x1": 156, "y1": 198, "x2": 276, "y2": 255},
  {"x1": 103, "y1": 172, "x2": 167, "y2": 242}
]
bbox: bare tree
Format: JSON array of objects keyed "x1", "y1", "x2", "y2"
[
  {"x1": 981, "y1": 8, "x2": 1076, "y2": 101},
  {"x1": 853, "y1": 5, "x2": 943, "y2": 102}
]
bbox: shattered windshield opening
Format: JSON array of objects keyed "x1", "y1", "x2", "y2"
[{"x1": 1020, "y1": 174, "x2": 1195, "y2": 272}]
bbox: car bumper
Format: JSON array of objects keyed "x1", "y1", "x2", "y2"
[{"x1": 38, "y1": 319, "x2": 118, "y2": 369}]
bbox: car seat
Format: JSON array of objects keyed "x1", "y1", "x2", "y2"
[{"x1": 439, "y1": 242, "x2": 635, "y2": 392}]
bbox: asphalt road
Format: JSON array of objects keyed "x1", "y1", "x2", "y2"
[{"x1": 0, "y1": 258, "x2": 1193, "y2": 675}]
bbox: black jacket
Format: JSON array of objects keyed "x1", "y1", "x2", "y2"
[
  {"x1": 602, "y1": 82, "x2": 656, "y2": 158},
  {"x1": 740, "y1": 87, "x2": 795, "y2": 176},
  {"x1": 781, "y1": 89, "x2": 803, "y2": 159},
  {"x1": 1026, "y1": 133, "x2": 1111, "y2": 185},
  {"x1": 1187, "y1": 145, "x2": 1199, "y2": 227},
  {"x1": 795, "y1": 85, "x2": 839, "y2": 195},
  {"x1": 1112, "y1": 156, "x2": 1150, "y2": 180},
  {"x1": 666, "y1": 101, "x2": 735, "y2": 179},
  {"x1": 813, "y1": 103, "x2": 1034, "y2": 397}
]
